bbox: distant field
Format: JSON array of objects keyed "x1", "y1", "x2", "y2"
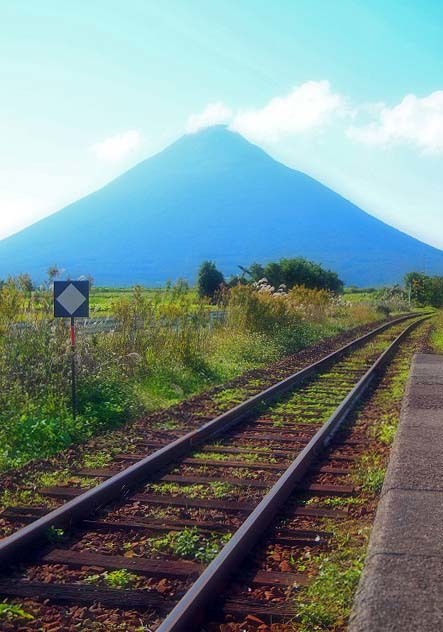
[
  {"x1": 91, "y1": 286, "x2": 378, "y2": 312},
  {"x1": 6, "y1": 285, "x2": 385, "y2": 319},
  {"x1": 89, "y1": 286, "x2": 200, "y2": 314},
  {"x1": 343, "y1": 289, "x2": 378, "y2": 303}
]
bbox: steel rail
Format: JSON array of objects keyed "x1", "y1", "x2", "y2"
[
  {"x1": 0, "y1": 312, "x2": 425, "y2": 568},
  {"x1": 157, "y1": 315, "x2": 430, "y2": 632}
]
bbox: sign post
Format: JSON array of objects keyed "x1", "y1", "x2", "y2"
[{"x1": 54, "y1": 281, "x2": 90, "y2": 419}]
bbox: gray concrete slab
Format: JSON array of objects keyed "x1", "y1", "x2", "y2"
[
  {"x1": 349, "y1": 353, "x2": 443, "y2": 632},
  {"x1": 350, "y1": 554, "x2": 443, "y2": 632},
  {"x1": 383, "y1": 421, "x2": 443, "y2": 491},
  {"x1": 400, "y1": 408, "x2": 443, "y2": 427},
  {"x1": 369, "y1": 489, "x2": 443, "y2": 556}
]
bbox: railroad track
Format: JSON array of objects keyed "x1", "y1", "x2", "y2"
[{"x1": 0, "y1": 313, "x2": 430, "y2": 631}]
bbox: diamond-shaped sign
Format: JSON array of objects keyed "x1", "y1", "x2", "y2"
[{"x1": 54, "y1": 281, "x2": 89, "y2": 318}]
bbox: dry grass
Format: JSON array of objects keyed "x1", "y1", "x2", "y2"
[{"x1": 0, "y1": 278, "x2": 384, "y2": 471}]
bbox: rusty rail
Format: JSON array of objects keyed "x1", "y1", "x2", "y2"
[
  {"x1": 156, "y1": 315, "x2": 429, "y2": 632},
  {"x1": 0, "y1": 312, "x2": 426, "y2": 568}
]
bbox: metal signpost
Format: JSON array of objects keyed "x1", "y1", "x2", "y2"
[{"x1": 54, "y1": 281, "x2": 90, "y2": 419}]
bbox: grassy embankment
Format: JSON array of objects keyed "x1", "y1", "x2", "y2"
[{"x1": 0, "y1": 281, "x2": 405, "y2": 473}]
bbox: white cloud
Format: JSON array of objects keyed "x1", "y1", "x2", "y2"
[
  {"x1": 0, "y1": 194, "x2": 46, "y2": 239},
  {"x1": 186, "y1": 102, "x2": 232, "y2": 133},
  {"x1": 230, "y1": 81, "x2": 346, "y2": 143},
  {"x1": 348, "y1": 91, "x2": 443, "y2": 153},
  {"x1": 91, "y1": 130, "x2": 141, "y2": 162}
]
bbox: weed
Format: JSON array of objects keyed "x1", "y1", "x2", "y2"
[
  {"x1": 297, "y1": 555, "x2": 364, "y2": 629},
  {"x1": 321, "y1": 496, "x2": 366, "y2": 508},
  {"x1": 151, "y1": 419, "x2": 180, "y2": 431},
  {"x1": 0, "y1": 488, "x2": 47, "y2": 507},
  {"x1": 295, "y1": 321, "x2": 432, "y2": 631},
  {"x1": 85, "y1": 569, "x2": 138, "y2": 589},
  {"x1": 149, "y1": 527, "x2": 231, "y2": 564},
  {"x1": 46, "y1": 526, "x2": 65, "y2": 543},
  {"x1": 0, "y1": 603, "x2": 34, "y2": 621},
  {"x1": 192, "y1": 450, "x2": 275, "y2": 464},
  {"x1": 149, "y1": 481, "x2": 236, "y2": 500},
  {"x1": 213, "y1": 388, "x2": 246, "y2": 407},
  {"x1": 353, "y1": 453, "x2": 386, "y2": 494},
  {"x1": 37, "y1": 470, "x2": 95, "y2": 489},
  {"x1": 0, "y1": 277, "x2": 392, "y2": 473},
  {"x1": 82, "y1": 451, "x2": 113, "y2": 468},
  {"x1": 376, "y1": 420, "x2": 397, "y2": 445}
]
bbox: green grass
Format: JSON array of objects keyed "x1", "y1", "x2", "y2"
[
  {"x1": 343, "y1": 290, "x2": 377, "y2": 303},
  {"x1": 0, "y1": 280, "x2": 390, "y2": 473},
  {"x1": 149, "y1": 481, "x2": 236, "y2": 499},
  {"x1": 85, "y1": 568, "x2": 139, "y2": 589},
  {"x1": 148, "y1": 527, "x2": 231, "y2": 564},
  {"x1": 354, "y1": 459, "x2": 386, "y2": 494},
  {"x1": 431, "y1": 309, "x2": 443, "y2": 352},
  {"x1": 371, "y1": 411, "x2": 397, "y2": 445},
  {"x1": 45, "y1": 526, "x2": 65, "y2": 543},
  {"x1": 81, "y1": 450, "x2": 114, "y2": 468},
  {"x1": 192, "y1": 450, "x2": 275, "y2": 464},
  {"x1": 0, "y1": 603, "x2": 34, "y2": 621},
  {"x1": 297, "y1": 539, "x2": 365, "y2": 630},
  {"x1": 89, "y1": 286, "x2": 201, "y2": 315},
  {"x1": 0, "y1": 487, "x2": 49, "y2": 508},
  {"x1": 294, "y1": 321, "x2": 432, "y2": 631}
]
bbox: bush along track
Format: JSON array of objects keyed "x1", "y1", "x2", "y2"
[
  {"x1": 0, "y1": 316, "x2": 410, "y2": 538},
  {"x1": 203, "y1": 317, "x2": 431, "y2": 632},
  {"x1": 0, "y1": 281, "x2": 391, "y2": 473},
  {"x1": 0, "y1": 316, "x2": 429, "y2": 631}
]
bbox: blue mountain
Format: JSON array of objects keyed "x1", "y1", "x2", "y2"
[{"x1": 1, "y1": 125, "x2": 442, "y2": 286}]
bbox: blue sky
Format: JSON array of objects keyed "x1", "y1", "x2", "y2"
[{"x1": 1, "y1": 0, "x2": 443, "y2": 247}]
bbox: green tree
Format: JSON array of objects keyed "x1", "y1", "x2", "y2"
[
  {"x1": 248, "y1": 262, "x2": 266, "y2": 282},
  {"x1": 17, "y1": 273, "x2": 34, "y2": 293},
  {"x1": 256, "y1": 257, "x2": 343, "y2": 293},
  {"x1": 197, "y1": 261, "x2": 225, "y2": 299},
  {"x1": 404, "y1": 272, "x2": 443, "y2": 307}
]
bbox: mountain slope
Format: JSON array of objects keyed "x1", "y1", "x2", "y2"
[{"x1": 1, "y1": 125, "x2": 442, "y2": 286}]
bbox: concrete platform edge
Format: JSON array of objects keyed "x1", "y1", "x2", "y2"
[{"x1": 349, "y1": 353, "x2": 443, "y2": 632}]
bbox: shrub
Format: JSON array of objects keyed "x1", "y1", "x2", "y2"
[
  {"x1": 197, "y1": 261, "x2": 225, "y2": 299},
  {"x1": 0, "y1": 274, "x2": 384, "y2": 472},
  {"x1": 247, "y1": 257, "x2": 343, "y2": 293}
]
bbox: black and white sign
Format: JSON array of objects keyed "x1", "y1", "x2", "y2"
[{"x1": 54, "y1": 281, "x2": 90, "y2": 318}]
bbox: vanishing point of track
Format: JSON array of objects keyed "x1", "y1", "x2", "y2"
[{"x1": 0, "y1": 313, "x2": 430, "y2": 631}]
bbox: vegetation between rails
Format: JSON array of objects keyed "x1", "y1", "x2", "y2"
[
  {"x1": 293, "y1": 323, "x2": 430, "y2": 631},
  {"x1": 0, "y1": 603, "x2": 34, "y2": 623},
  {"x1": 0, "y1": 318, "x2": 432, "y2": 628},
  {"x1": 147, "y1": 527, "x2": 232, "y2": 564}
]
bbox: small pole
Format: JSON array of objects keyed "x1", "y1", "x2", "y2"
[{"x1": 70, "y1": 316, "x2": 77, "y2": 419}]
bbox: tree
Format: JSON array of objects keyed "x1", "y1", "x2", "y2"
[
  {"x1": 197, "y1": 261, "x2": 225, "y2": 299},
  {"x1": 227, "y1": 274, "x2": 247, "y2": 288},
  {"x1": 248, "y1": 263, "x2": 265, "y2": 282},
  {"x1": 243, "y1": 257, "x2": 343, "y2": 293},
  {"x1": 17, "y1": 273, "x2": 34, "y2": 293},
  {"x1": 404, "y1": 272, "x2": 443, "y2": 307},
  {"x1": 47, "y1": 265, "x2": 61, "y2": 282}
]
